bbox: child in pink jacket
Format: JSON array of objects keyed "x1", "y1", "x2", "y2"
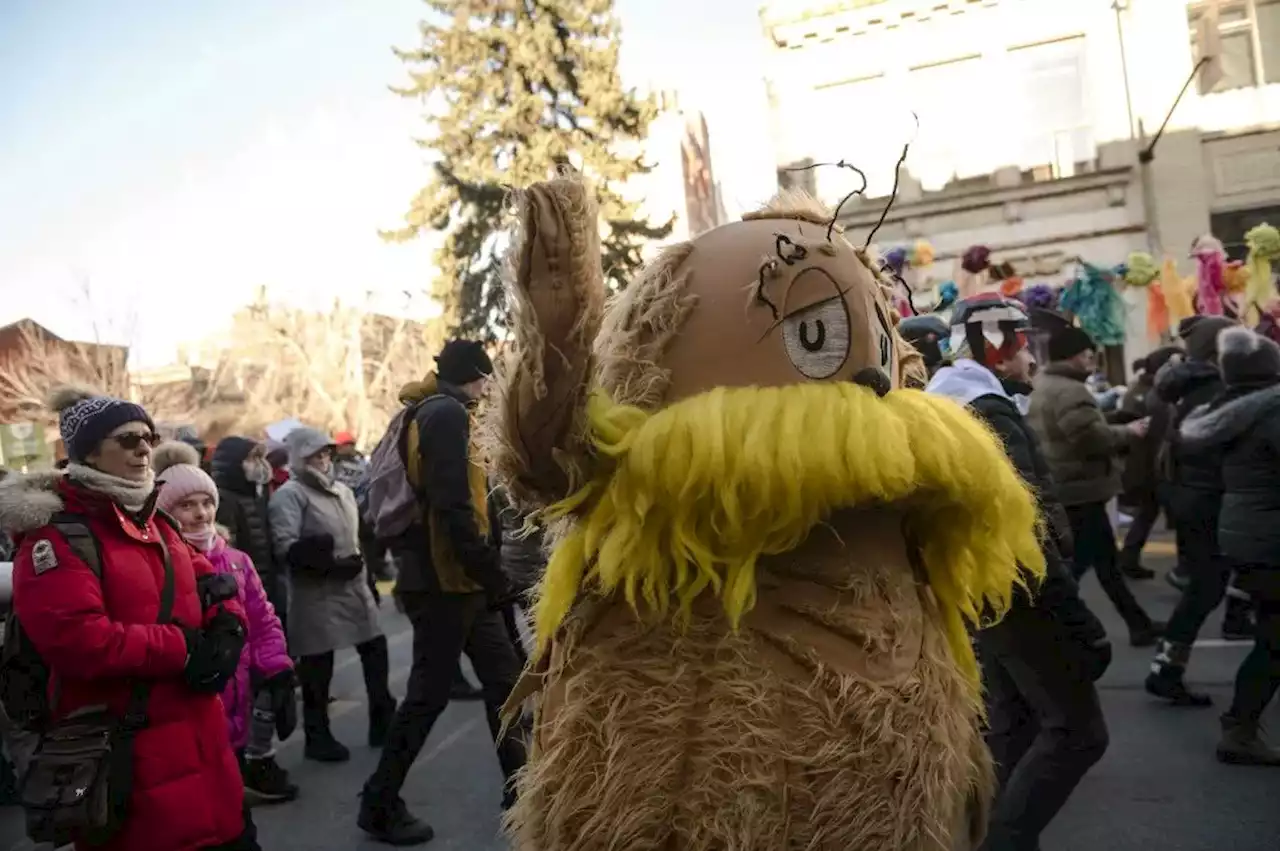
[{"x1": 154, "y1": 441, "x2": 299, "y2": 805}]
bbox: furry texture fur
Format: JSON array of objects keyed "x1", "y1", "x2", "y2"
[
  {"x1": 534, "y1": 383, "x2": 1042, "y2": 686},
  {"x1": 491, "y1": 180, "x2": 1032, "y2": 851},
  {"x1": 47, "y1": 384, "x2": 98, "y2": 414},
  {"x1": 0, "y1": 471, "x2": 67, "y2": 534},
  {"x1": 152, "y1": 440, "x2": 201, "y2": 475}
]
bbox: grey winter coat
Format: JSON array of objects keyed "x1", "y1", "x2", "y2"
[
  {"x1": 268, "y1": 429, "x2": 381, "y2": 657},
  {"x1": 1181, "y1": 381, "x2": 1280, "y2": 576},
  {"x1": 1028, "y1": 364, "x2": 1134, "y2": 506}
]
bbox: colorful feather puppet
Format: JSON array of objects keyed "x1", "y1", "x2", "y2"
[
  {"x1": 1245, "y1": 223, "x2": 1280, "y2": 327},
  {"x1": 1191, "y1": 235, "x2": 1227, "y2": 316},
  {"x1": 1059, "y1": 261, "x2": 1126, "y2": 346}
]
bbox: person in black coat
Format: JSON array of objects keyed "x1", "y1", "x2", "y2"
[
  {"x1": 928, "y1": 295, "x2": 1111, "y2": 851},
  {"x1": 1114, "y1": 346, "x2": 1181, "y2": 579},
  {"x1": 1178, "y1": 327, "x2": 1280, "y2": 765},
  {"x1": 211, "y1": 436, "x2": 287, "y2": 635},
  {"x1": 1155, "y1": 316, "x2": 1234, "y2": 588},
  {"x1": 1146, "y1": 317, "x2": 1256, "y2": 706}
]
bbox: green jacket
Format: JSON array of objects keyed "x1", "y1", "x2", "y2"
[{"x1": 1027, "y1": 364, "x2": 1133, "y2": 507}]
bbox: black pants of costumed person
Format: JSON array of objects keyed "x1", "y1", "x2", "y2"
[
  {"x1": 978, "y1": 607, "x2": 1109, "y2": 851},
  {"x1": 364, "y1": 592, "x2": 527, "y2": 804},
  {"x1": 1067, "y1": 501, "x2": 1156, "y2": 640}
]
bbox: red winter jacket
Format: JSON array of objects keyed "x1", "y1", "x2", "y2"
[{"x1": 1, "y1": 473, "x2": 248, "y2": 851}]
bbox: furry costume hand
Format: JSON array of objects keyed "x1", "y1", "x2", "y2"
[{"x1": 484, "y1": 177, "x2": 606, "y2": 511}]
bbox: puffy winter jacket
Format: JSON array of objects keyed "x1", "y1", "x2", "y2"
[
  {"x1": 203, "y1": 535, "x2": 291, "y2": 751},
  {"x1": 1028, "y1": 363, "x2": 1134, "y2": 506},
  {"x1": 211, "y1": 438, "x2": 279, "y2": 601},
  {"x1": 1154, "y1": 359, "x2": 1225, "y2": 522},
  {"x1": 0, "y1": 473, "x2": 248, "y2": 851},
  {"x1": 1181, "y1": 381, "x2": 1280, "y2": 582}
]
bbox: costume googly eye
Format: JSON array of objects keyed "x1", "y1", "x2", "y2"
[{"x1": 782, "y1": 298, "x2": 851, "y2": 380}]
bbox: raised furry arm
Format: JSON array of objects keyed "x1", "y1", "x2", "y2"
[{"x1": 483, "y1": 177, "x2": 605, "y2": 512}]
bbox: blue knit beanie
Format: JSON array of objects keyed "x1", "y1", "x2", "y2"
[{"x1": 51, "y1": 387, "x2": 155, "y2": 462}]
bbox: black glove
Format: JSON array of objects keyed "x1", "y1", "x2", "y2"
[
  {"x1": 285, "y1": 534, "x2": 337, "y2": 576},
  {"x1": 196, "y1": 573, "x2": 239, "y2": 611},
  {"x1": 330, "y1": 554, "x2": 364, "y2": 583},
  {"x1": 259, "y1": 670, "x2": 297, "y2": 740},
  {"x1": 182, "y1": 611, "x2": 246, "y2": 694},
  {"x1": 368, "y1": 571, "x2": 382, "y2": 607}
]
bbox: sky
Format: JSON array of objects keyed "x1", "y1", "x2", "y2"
[{"x1": 0, "y1": 0, "x2": 775, "y2": 366}]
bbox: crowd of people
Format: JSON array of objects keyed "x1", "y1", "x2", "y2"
[
  {"x1": 0, "y1": 299, "x2": 1275, "y2": 850},
  {"x1": 908, "y1": 295, "x2": 1280, "y2": 850},
  {"x1": 0, "y1": 339, "x2": 537, "y2": 849}
]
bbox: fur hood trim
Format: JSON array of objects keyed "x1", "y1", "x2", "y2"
[
  {"x1": 0, "y1": 470, "x2": 67, "y2": 535},
  {"x1": 1179, "y1": 383, "x2": 1280, "y2": 451}
]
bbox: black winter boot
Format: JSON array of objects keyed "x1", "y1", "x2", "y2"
[
  {"x1": 1145, "y1": 641, "x2": 1213, "y2": 707},
  {"x1": 1216, "y1": 716, "x2": 1280, "y2": 766},
  {"x1": 358, "y1": 790, "x2": 436, "y2": 846}
]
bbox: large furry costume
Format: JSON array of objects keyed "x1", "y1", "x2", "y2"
[{"x1": 485, "y1": 178, "x2": 1045, "y2": 851}]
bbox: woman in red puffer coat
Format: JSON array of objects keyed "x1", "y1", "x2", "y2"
[{"x1": 0, "y1": 388, "x2": 256, "y2": 851}]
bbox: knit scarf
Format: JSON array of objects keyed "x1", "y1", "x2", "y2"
[{"x1": 67, "y1": 462, "x2": 156, "y2": 514}]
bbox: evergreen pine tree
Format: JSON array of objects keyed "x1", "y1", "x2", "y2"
[{"x1": 386, "y1": 0, "x2": 673, "y2": 339}]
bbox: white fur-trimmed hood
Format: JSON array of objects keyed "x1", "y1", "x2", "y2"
[
  {"x1": 0, "y1": 470, "x2": 67, "y2": 535},
  {"x1": 1179, "y1": 383, "x2": 1280, "y2": 452}
]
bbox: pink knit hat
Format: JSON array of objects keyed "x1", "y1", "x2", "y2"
[{"x1": 153, "y1": 441, "x2": 219, "y2": 514}]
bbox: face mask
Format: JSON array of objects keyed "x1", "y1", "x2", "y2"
[
  {"x1": 183, "y1": 527, "x2": 216, "y2": 552},
  {"x1": 243, "y1": 458, "x2": 271, "y2": 485}
]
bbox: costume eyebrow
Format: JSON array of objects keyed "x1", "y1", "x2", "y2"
[{"x1": 757, "y1": 284, "x2": 851, "y2": 343}]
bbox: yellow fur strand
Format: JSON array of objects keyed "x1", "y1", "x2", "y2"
[{"x1": 534, "y1": 383, "x2": 1045, "y2": 684}]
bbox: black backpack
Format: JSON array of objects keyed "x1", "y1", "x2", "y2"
[{"x1": 0, "y1": 514, "x2": 105, "y2": 733}]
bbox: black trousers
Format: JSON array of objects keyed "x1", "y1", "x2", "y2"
[
  {"x1": 1067, "y1": 502, "x2": 1152, "y2": 633},
  {"x1": 364, "y1": 592, "x2": 526, "y2": 800},
  {"x1": 1165, "y1": 512, "x2": 1232, "y2": 646},
  {"x1": 1119, "y1": 492, "x2": 1160, "y2": 566},
  {"x1": 1229, "y1": 588, "x2": 1280, "y2": 725},
  {"x1": 979, "y1": 609, "x2": 1110, "y2": 851},
  {"x1": 296, "y1": 635, "x2": 394, "y2": 737}
]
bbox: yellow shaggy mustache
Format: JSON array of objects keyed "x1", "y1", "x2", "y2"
[{"x1": 535, "y1": 382, "x2": 1045, "y2": 681}]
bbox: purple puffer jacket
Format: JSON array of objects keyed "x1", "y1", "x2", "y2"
[{"x1": 204, "y1": 535, "x2": 292, "y2": 751}]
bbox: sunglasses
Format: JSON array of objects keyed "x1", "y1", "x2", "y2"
[{"x1": 112, "y1": 432, "x2": 162, "y2": 451}]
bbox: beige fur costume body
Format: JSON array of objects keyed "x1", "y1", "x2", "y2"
[{"x1": 485, "y1": 179, "x2": 1041, "y2": 851}]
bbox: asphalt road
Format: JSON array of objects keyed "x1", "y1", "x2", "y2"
[{"x1": 3, "y1": 530, "x2": 1279, "y2": 850}]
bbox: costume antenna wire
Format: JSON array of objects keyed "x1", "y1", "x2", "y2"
[
  {"x1": 780, "y1": 159, "x2": 868, "y2": 241},
  {"x1": 864, "y1": 112, "x2": 920, "y2": 250}
]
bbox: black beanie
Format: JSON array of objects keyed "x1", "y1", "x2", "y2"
[
  {"x1": 1177, "y1": 315, "x2": 1236, "y2": 363},
  {"x1": 435, "y1": 339, "x2": 494, "y2": 386},
  {"x1": 1047, "y1": 325, "x2": 1096, "y2": 362},
  {"x1": 1217, "y1": 326, "x2": 1280, "y2": 388}
]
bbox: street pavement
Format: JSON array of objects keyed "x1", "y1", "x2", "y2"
[{"x1": 3, "y1": 531, "x2": 1280, "y2": 850}]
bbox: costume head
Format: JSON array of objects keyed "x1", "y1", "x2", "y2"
[
  {"x1": 948, "y1": 294, "x2": 1031, "y2": 367},
  {"x1": 488, "y1": 180, "x2": 1043, "y2": 684}
]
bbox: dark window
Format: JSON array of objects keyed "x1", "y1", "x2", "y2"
[{"x1": 1211, "y1": 205, "x2": 1280, "y2": 262}]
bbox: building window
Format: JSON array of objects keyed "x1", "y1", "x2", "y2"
[
  {"x1": 1188, "y1": 0, "x2": 1280, "y2": 92},
  {"x1": 1006, "y1": 37, "x2": 1095, "y2": 179},
  {"x1": 1210, "y1": 204, "x2": 1280, "y2": 261}
]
